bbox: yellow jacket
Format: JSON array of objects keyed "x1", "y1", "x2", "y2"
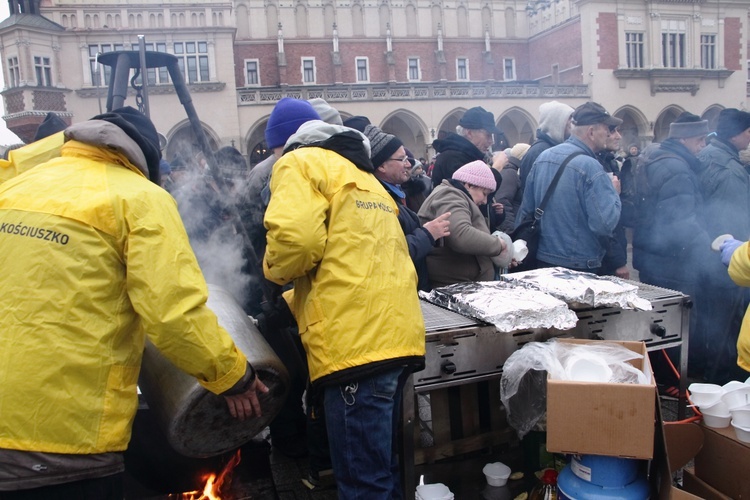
[
  {"x1": 0, "y1": 132, "x2": 65, "y2": 184},
  {"x1": 729, "y1": 242, "x2": 750, "y2": 372},
  {"x1": 263, "y1": 144, "x2": 425, "y2": 385},
  {"x1": 0, "y1": 140, "x2": 246, "y2": 454}
]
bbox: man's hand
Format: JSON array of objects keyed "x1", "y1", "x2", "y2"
[
  {"x1": 423, "y1": 212, "x2": 451, "y2": 241},
  {"x1": 492, "y1": 202, "x2": 504, "y2": 215},
  {"x1": 720, "y1": 238, "x2": 744, "y2": 267},
  {"x1": 224, "y1": 377, "x2": 270, "y2": 421},
  {"x1": 614, "y1": 265, "x2": 630, "y2": 280},
  {"x1": 610, "y1": 175, "x2": 621, "y2": 194}
]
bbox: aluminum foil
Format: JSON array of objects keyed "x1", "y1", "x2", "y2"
[
  {"x1": 502, "y1": 267, "x2": 652, "y2": 311},
  {"x1": 419, "y1": 281, "x2": 579, "y2": 332}
]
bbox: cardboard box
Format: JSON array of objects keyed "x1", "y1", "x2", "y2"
[
  {"x1": 681, "y1": 471, "x2": 731, "y2": 500},
  {"x1": 693, "y1": 423, "x2": 750, "y2": 499},
  {"x1": 546, "y1": 339, "x2": 656, "y2": 459}
]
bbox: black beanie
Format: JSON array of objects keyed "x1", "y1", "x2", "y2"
[
  {"x1": 364, "y1": 124, "x2": 403, "y2": 168},
  {"x1": 716, "y1": 109, "x2": 750, "y2": 141},
  {"x1": 92, "y1": 107, "x2": 162, "y2": 183},
  {"x1": 33, "y1": 112, "x2": 68, "y2": 142}
]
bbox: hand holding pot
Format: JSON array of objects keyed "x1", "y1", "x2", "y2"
[{"x1": 224, "y1": 375, "x2": 270, "y2": 421}]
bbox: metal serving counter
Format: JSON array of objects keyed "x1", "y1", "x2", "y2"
[{"x1": 401, "y1": 280, "x2": 690, "y2": 499}]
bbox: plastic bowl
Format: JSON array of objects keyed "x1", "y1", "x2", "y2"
[
  {"x1": 702, "y1": 411, "x2": 731, "y2": 428},
  {"x1": 731, "y1": 420, "x2": 750, "y2": 443},
  {"x1": 730, "y1": 407, "x2": 750, "y2": 427},
  {"x1": 483, "y1": 462, "x2": 511, "y2": 487},
  {"x1": 699, "y1": 398, "x2": 729, "y2": 416},
  {"x1": 722, "y1": 386, "x2": 750, "y2": 410},
  {"x1": 416, "y1": 483, "x2": 454, "y2": 500},
  {"x1": 688, "y1": 383, "x2": 724, "y2": 407},
  {"x1": 565, "y1": 355, "x2": 613, "y2": 383},
  {"x1": 723, "y1": 380, "x2": 748, "y2": 392}
]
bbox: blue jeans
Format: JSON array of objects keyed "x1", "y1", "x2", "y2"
[{"x1": 323, "y1": 367, "x2": 407, "y2": 500}]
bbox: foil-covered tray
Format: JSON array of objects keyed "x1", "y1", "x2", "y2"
[
  {"x1": 502, "y1": 267, "x2": 652, "y2": 311},
  {"x1": 419, "y1": 281, "x2": 579, "y2": 332}
]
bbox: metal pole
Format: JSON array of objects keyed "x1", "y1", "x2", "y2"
[
  {"x1": 110, "y1": 53, "x2": 132, "y2": 110},
  {"x1": 94, "y1": 52, "x2": 103, "y2": 114},
  {"x1": 137, "y1": 35, "x2": 151, "y2": 118}
]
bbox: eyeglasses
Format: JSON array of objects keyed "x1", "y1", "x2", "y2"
[{"x1": 388, "y1": 156, "x2": 410, "y2": 163}]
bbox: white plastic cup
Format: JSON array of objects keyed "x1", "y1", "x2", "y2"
[
  {"x1": 416, "y1": 483, "x2": 454, "y2": 500},
  {"x1": 564, "y1": 355, "x2": 613, "y2": 383},
  {"x1": 483, "y1": 462, "x2": 511, "y2": 487}
]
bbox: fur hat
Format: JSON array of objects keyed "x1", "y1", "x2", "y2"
[
  {"x1": 452, "y1": 160, "x2": 496, "y2": 191},
  {"x1": 716, "y1": 108, "x2": 750, "y2": 141},
  {"x1": 364, "y1": 124, "x2": 403, "y2": 168},
  {"x1": 538, "y1": 101, "x2": 575, "y2": 143},
  {"x1": 92, "y1": 106, "x2": 162, "y2": 183},
  {"x1": 308, "y1": 98, "x2": 343, "y2": 126},
  {"x1": 265, "y1": 98, "x2": 321, "y2": 149},
  {"x1": 668, "y1": 112, "x2": 709, "y2": 139}
]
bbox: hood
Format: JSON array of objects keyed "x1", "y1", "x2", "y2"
[
  {"x1": 64, "y1": 120, "x2": 149, "y2": 177},
  {"x1": 284, "y1": 119, "x2": 375, "y2": 173},
  {"x1": 285, "y1": 120, "x2": 370, "y2": 155},
  {"x1": 432, "y1": 132, "x2": 482, "y2": 156}
]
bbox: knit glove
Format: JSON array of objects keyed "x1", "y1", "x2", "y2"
[
  {"x1": 720, "y1": 238, "x2": 743, "y2": 267},
  {"x1": 490, "y1": 231, "x2": 514, "y2": 269}
]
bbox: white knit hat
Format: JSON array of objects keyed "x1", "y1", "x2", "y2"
[{"x1": 452, "y1": 160, "x2": 496, "y2": 191}]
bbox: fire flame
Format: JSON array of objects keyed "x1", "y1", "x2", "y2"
[{"x1": 179, "y1": 449, "x2": 242, "y2": 500}]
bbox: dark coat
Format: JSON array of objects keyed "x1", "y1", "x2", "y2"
[
  {"x1": 496, "y1": 156, "x2": 521, "y2": 233},
  {"x1": 632, "y1": 139, "x2": 714, "y2": 286},
  {"x1": 431, "y1": 132, "x2": 486, "y2": 187},
  {"x1": 597, "y1": 151, "x2": 628, "y2": 275},
  {"x1": 382, "y1": 182, "x2": 435, "y2": 291},
  {"x1": 519, "y1": 130, "x2": 559, "y2": 192}
]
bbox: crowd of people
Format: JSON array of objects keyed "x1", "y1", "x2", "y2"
[{"x1": 2, "y1": 97, "x2": 750, "y2": 499}]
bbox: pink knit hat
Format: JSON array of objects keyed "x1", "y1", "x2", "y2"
[{"x1": 452, "y1": 160, "x2": 496, "y2": 191}]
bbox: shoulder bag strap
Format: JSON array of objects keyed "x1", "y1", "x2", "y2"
[{"x1": 534, "y1": 151, "x2": 585, "y2": 221}]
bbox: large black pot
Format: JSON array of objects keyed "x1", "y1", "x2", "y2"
[{"x1": 137, "y1": 284, "x2": 290, "y2": 458}]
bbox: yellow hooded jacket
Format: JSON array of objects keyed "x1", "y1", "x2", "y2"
[
  {"x1": 0, "y1": 140, "x2": 247, "y2": 454},
  {"x1": 263, "y1": 145, "x2": 425, "y2": 385},
  {"x1": 0, "y1": 131, "x2": 65, "y2": 184},
  {"x1": 729, "y1": 242, "x2": 750, "y2": 373}
]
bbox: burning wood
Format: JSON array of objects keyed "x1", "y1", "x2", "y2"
[{"x1": 179, "y1": 450, "x2": 242, "y2": 500}]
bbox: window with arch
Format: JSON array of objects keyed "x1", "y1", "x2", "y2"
[
  {"x1": 352, "y1": 4, "x2": 364, "y2": 36},
  {"x1": 323, "y1": 4, "x2": 335, "y2": 36},
  {"x1": 295, "y1": 4, "x2": 308, "y2": 37},
  {"x1": 457, "y1": 6, "x2": 467, "y2": 37},
  {"x1": 379, "y1": 4, "x2": 390, "y2": 36},
  {"x1": 405, "y1": 4, "x2": 417, "y2": 36}
]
